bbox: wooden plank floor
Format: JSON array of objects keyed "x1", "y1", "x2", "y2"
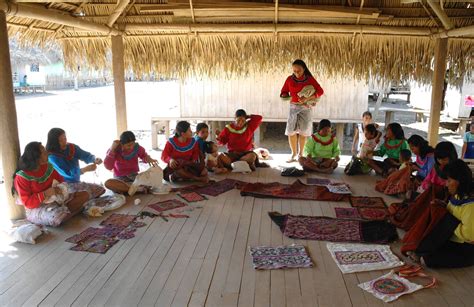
[{"x1": 1, "y1": 155, "x2": 474, "y2": 307}]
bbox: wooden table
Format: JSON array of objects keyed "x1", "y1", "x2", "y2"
[
  {"x1": 456, "y1": 117, "x2": 472, "y2": 136},
  {"x1": 373, "y1": 107, "x2": 429, "y2": 127}
]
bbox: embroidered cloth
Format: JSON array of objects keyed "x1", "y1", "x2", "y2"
[
  {"x1": 148, "y1": 199, "x2": 187, "y2": 213},
  {"x1": 326, "y1": 243, "x2": 404, "y2": 274},
  {"x1": 249, "y1": 244, "x2": 313, "y2": 270},
  {"x1": 335, "y1": 207, "x2": 361, "y2": 219},
  {"x1": 306, "y1": 177, "x2": 332, "y2": 186},
  {"x1": 100, "y1": 213, "x2": 136, "y2": 228},
  {"x1": 358, "y1": 271, "x2": 423, "y2": 302},
  {"x1": 178, "y1": 191, "x2": 207, "y2": 203},
  {"x1": 350, "y1": 196, "x2": 386, "y2": 209}
]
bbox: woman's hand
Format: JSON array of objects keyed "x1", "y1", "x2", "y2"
[
  {"x1": 111, "y1": 140, "x2": 121, "y2": 151},
  {"x1": 44, "y1": 187, "x2": 60, "y2": 198},
  {"x1": 410, "y1": 162, "x2": 420, "y2": 171},
  {"x1": 146, "y1": 156, "x2": 159, "y2": 167},
  {"x1": 169, "y1": 159, "x2": 179, "y2": 169},
  {"x1": 95, "y1": 157, "x2": 103, "y2": 165},
  {"x1": 81, "y1": 164, "x2": 97, "y2": 174},
  {"x1": 298, "y1": 96, "x2": 308, "y2": 103}
]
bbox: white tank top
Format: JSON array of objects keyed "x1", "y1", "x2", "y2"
[{"x1": 357, "y1": 123, "x2": 365, "y2": 151}]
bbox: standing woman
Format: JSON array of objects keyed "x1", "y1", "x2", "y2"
[{"x1": 280, "y1": 59, "x2": 324, "y2": 163}]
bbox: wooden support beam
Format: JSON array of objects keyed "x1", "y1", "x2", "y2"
[
  {"x1": 124, "y1": 23, "x2": 433, "y2": 36},
  {"x1": 274, "y1": 0, "x2": 278, "y2": 24},
  {"x1": 0, "y1": 10, "x2": 24, "y2": 220},
  {"x1": 107, "y1": 0, "x2": 130, "y2": 27},
  {"x1": 189, "y1": 0, "x2": 195, "y2": 23},
  {"x1": 427, "y1": 0, "x2": 454, "y2": 30},
  {"x1": 0, "y1": 0, "x2": 122, "y2": 35},
  {"x1": 111, "y1": 35, "x2": 128, "y2": 137},
  {"x1": 433, "y1": 24, "x2": 474, "y2": 38},
  {"x1": 427, "y1": 38, "x2": 448, "y2": 146}
]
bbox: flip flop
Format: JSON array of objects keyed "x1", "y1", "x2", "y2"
[{"x1": 286, "y1": 157, "x2": 297, "y2": 163}]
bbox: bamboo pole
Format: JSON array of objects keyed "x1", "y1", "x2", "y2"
[
  {"x1": 433, "y1": 24, "x2": 474, "y2": 38},
  {"x1": 107, "y1": 0, "x2": 130, "y2": 27},
  {"x1": 0, "y1": 10, "x2": 24, "y2": 220},
  {"x1": 111, "y1": 35, "x2": 128, "y2": 137},
  {"x1": 427, "y1": 0, "x2": 454, "y2": 30},
  {"x1": 124, "y1": 23, "x2": 433, "y2": 36},
  {"x1": 427, "y1": 38, "x2": 448, "y2": 146},
  {"x1": 0, "y1": 0, "x2": 122, "y2": 35}
]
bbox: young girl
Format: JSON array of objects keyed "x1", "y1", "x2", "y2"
[
  {"x1": 408, "y1": 135, "x2": 435, "y2": 181},
  {"x1": 161, "y1": 121, "x2": 209, "y2": 183},
  {"x1": 367, "y1": 123, "x2": 410, "y2": 177},
  {"x1": 46, "y1": 128, "x2": 102, "y2": 183},
  {"x1": 461, "y1": 122, "x2": 474, "y2": 159},
  {"x1": 13, "y1": 142, "x2": 89, "y2": 226},
  {"x1": 217, "y1": 109, "x2": 263, "y2": 171},
  {"x1": 352, "y1": 111, "x2": 381, "y2": 155},
  {"x1": 412, "y1": 159, "x2": 474, "y2": 268},
  {"x1": 299, "y1": 119, "x2": 340, "y2": 173},
  {"x1": 419, "y1": 141, "x2": 458, "y2": 193},
  {"x1": 104, "y1": 131, "x2": 158, "y2": 193}
]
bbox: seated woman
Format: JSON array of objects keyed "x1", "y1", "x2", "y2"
[
  {"x1": 104, "y1": 131, "x2": 158, "y2": 194},
  {"x1": 407, "y1": 135, "x2": 435, "y2": 183},
  {"x1": 412, "y1": 159, "x2": 474, "y2": 268},
  {"x1": 217, "y1": 109, "x2": 263, "y2": 171},
  {"x1": 46, "y1": 128, "x2": 104, "y2": 198},
  {"x1": 299, "y1": 119, "x2": 340, "y2": 174},
  {"x1": 13, "y1": 142, "x2": 90, "y2": 227},
  {"x1": 419, "y1": 141, "x2": 458, "y2": 194},
  {"x1": 367, "y1": 122, "x2": 410, "y2": 177},
  {"x1": 161, "y1": 121, "x2": 209, "y2": 183}
]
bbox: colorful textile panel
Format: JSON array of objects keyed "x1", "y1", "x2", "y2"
[
  {"x1": 178, "y1": 191, "x2": 207, "y2": 203},
  {"x1": 358, "y1": 271, "x2": 423, "y2": 302},
  {"x1": 249, "y1": 244, "x2": 313, "y2": 270},
  {"x1": 335, "y1": 207, "x2": 389, "y2": 221},
  {"x1": 148, "y1": 199, "x2": 187, "y2": 213},
  {"x1": 350, "y1": 196, "x2": 386, "y2": 209}
]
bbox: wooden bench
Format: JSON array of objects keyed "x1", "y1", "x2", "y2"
[
  {"x1": 386, "y1": 90, "x2": 411, "y2": 103},
  {"x1": 151, "y1": 117, "x2": 358, "y2": 150},
  {"x1": 455, "y1": 117, "x2": 472, "y2": 136},
  {"x1": 371, "y1": 107, "x2": 430, "y2": 127}
]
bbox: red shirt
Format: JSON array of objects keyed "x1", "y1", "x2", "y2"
[
  {"x1": 280, "y1": 74, "x2": 324, "y2": 104},
  {"x1": 161, "y1": 137, "x2": 200, "y2": 164},
  {"x1": 218, "y1": 115, "x2": 262, "y2": 152},
  {"x1": 14, "y1": 163, "x2": 64, "y2": 209}
]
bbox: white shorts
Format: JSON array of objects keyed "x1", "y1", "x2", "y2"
[{"x1": 285, "y1": 104, "x2": 313, "y2": 137}]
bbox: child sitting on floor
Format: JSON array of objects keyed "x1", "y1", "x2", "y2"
[
  {"x1": 461, "y1": 122, "x2": 474, "y2": 159},
  {"x1": 205, "y1": 141, "x2": 227, "y2": 174},
  {"x1": 195, "y1": 122, "x2": 209, "y2": 154},
  {"x1": 299, "y1": 119, "x2": 340, "y2": 174},
  {"x1": 398, "y1": 149, "x2": 412, "y2": 170},
  {"x1": 104, "y1": 131, "x2": 158, "y2": 194}
]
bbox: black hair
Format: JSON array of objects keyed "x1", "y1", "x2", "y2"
[
  {"x1": 196, "y1": 122, "x2": 209, "y2": 133},
  {"x1": 364, "y1": 124, "x2": 377, "y2": 137},
  {"x1": 407, "y1": 134, "x2": 434, "y2": 159},
  {"x1": 120, "y1": 131, "x2": 136, "y2": 144},
  {"x1": 399, "y1": 149, "x2": 412, "y2": 162},
  {"x1": 292, "y1": 59, "x2": 313, "y2": 77},
  {"x1": 362, "y1": 111, "x2": 372, "y2": 118},
  {"x1": 434, "y1": 141, "x2": 457, "y2": 165},
  {"x1": 46, "y1": 128, "x2": 66, "y2": 153},
  {"x1": 445, "y1": 159, "x2": 473, "y2": 198},
  {"x1": 387, "y1": 123, "x2": 405, "y2": 140},
  {"x1": 235, "y1": 109, "x2": 247, "y2": 118},
  {"x1": 12, "y1": 142, "x2": 43, "y2": 195},
  {"x1": 204, "y1": 141, "x2": 216, "y2": 154},
  {"x1": 175, "y1": 121, "x2": 191, "y2": 138},
  {"x1": 318, "y1": 119, "x2": 331, "y2": 131}
]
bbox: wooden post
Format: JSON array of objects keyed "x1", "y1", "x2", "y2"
[
  {"x1": 336, "y1": 123, "x2": 344, "y2": 150},
  {"x1": 111, "y1": 35, "x2": 127, "y2": 137},
  {"x1": 0, "y1": 10, "x2": 24, "y2": 220},
  {"x1": 427, "y1": 38, "x2": 448, "y2": 146},
  {"x1": 151, "y1": 120, "x2": 158, "y2": 149}
]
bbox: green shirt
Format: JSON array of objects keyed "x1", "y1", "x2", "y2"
[
  {"x1": 304, "y1": 133, "x2": 341, "y2": 159},
  {"x1": 374, "y1": 139, "x2": 410, "y2": 159}
]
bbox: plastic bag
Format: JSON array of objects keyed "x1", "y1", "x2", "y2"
[
  {"x1": 9, "y1": 223, "x2": 46, "y2": 244},
  {"x1": 231, "y1": 161, "x2": 252, "y2": 173}
]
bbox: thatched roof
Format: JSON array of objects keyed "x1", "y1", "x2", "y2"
[{"x1": 4, "y1": 0, "x2": 474, "y2": 85}]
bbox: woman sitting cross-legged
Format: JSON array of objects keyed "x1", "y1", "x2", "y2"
[
  {"x1": 216, "y1": 109, "x2": 263, "y2": 172},
  {"x1": 367, "y1": 122, "x2": 410, "y2": 177},
  {"x1": 13, "y1": 142, "x2": 90, "y2": 227},
  {"x1": 161, "y1": 121, "x2": 209, "y2": 183},
  {"x1": 46, "y1": 127, "x2": 105, "y2": 198},
  {"x1": 104, "y1": 131, "x2": 158, "y2": 194},
  {"x1": 411, "y1": 159, "x2": 474, "y2": 268},
  {"x1": 299, "y1": 119, "x2": 341, "y2": 174}
]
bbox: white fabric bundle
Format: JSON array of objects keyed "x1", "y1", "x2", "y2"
[{"x1": 231, "y1": 161, "x2": 252, "y2": 173}]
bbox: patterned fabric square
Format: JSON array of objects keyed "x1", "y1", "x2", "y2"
[
  {"x1": 327, "y1": 243, "x2": 404, "y2": 274},
  {"x1": 306, "y1": 177, "x2": 332, "y2": 186},
  {"x1": 100, "y1": 213, "x2": 136, "y2": 228},
  {"x1": 359, "y1": 271, "x2": 423, "y2": 302},
  {"x1": 70, "y1": 236, "x2": 119, "y2": 254},
  {"x1": 148, "y1": 199, "x2": 187, "y2": 213},
  {"x1": 194, "y1": 179, "x2": 242, "y2": 197},
  {"x1": 350, "y1": 196, "x2": 386, "y2": 209},
  {"x1": 65, "y1": 226, "x2": 124, "y2": 244},
  {"x1": 249, "y1": 244, "x2": 313, "y2": 270},
  {"x1": 335, "y1": 207, "x2": 361, "y2": 219},
  {"x1": 178, "y1": 191, "x2": 207, "y2": 203},
  {"x1": 327, "y1": 183, "x2": 351, "y2": 194},
  {"x1": 359, "y1": 207, "x2": 389, "y2": 221}
]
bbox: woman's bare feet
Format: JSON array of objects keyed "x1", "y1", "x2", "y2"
[{"x1": 287, "y1": 155, "x2": 297, "y2": 163}]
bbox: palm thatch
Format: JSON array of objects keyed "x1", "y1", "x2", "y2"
[{"x1": 4, "y1": 0, "x2": 474, "y2": 85}]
